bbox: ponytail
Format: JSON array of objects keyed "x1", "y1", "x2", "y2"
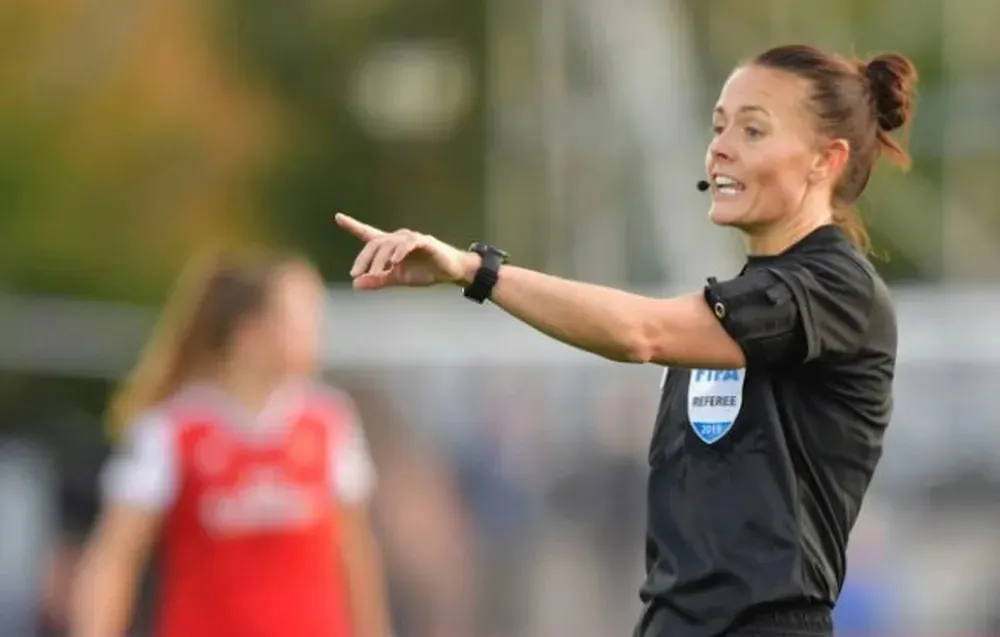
[
  {"x1": 833, "y1": 208, "x2": 871, "y2": 255},
  {"x1": 107, "y1": 249, "x2": 276, "y2": 438}
]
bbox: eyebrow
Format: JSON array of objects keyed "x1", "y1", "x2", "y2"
[{"x1": 713, "y1": 105, "x2": 771, "y2": 117}]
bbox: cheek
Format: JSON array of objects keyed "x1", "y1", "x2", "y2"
[
  {"x1": 754, "y1": 152, "x2": 809, "y2": 207},
  {"x1": 284, "y1": 305, "x2": 321, "y2": 360}
]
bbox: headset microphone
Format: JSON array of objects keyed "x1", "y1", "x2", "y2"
[{"x1": 697, "y1": 180, "x2": 711, "y2": 192}]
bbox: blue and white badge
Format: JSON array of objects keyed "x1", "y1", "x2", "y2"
[{"x1": 687, "y1": 368, "x2": 746, "y2": 444}]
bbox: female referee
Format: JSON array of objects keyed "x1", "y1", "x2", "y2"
[
  {"x1": 335, "y1": 44, "x2": 917, "y2": 637},
  {"x1": 70, "y1": 251, "x2": 392, "y2": 637}
]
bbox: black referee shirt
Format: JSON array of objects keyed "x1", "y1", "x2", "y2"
[{"x1": 638, "y1": 225, "x2": 896, "y2": 637}]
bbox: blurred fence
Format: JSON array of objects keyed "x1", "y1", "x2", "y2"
[{"x1": 3, "y1": 286, "x2": 1000, "y2": 636}]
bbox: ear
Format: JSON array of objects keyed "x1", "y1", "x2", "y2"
[{"x1": 809, "y1": 138, "x2": 850, "y2": 185}]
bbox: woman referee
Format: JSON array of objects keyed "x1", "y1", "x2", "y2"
[{"x1": 335, "y1": 44, "x2": 916, "y2": 637}]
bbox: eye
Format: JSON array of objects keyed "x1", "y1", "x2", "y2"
[
  {"x1": 745, "y1": 126, "x2": 764, "y2": 139},
  {"x1": 712, "y1": 124, "x2": 725, "y2": 135}
]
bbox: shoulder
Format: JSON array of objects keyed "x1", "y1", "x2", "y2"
[
  {"x1": 102, "y1": 408, "x2": 180, "y2": 509},
  {"x1": 301, "y1": 380, "x2": 357, "y2": 416},
  {"x1": 707, "y1": 237, "x2": 891, "y2": 365},
  {"x1": 767, "y1": 243, "x2": 881, "y2": 319},
  {"x1": 118, "y1": 408, "x2": 175, "y2": 454},
  {"x1": 781, "y1": 242, "x2": 876, "y2": 293},
  {"x1": 118, "y1": 389, "x2": 228, "y2": 456},
  {"x1": 779, "y1": 243, "x2": 897, "y2": 359},
  {"x1": 164, "y1": 384, "x2": 230, "y2": 423},
  {"x1": 297, "y1": 380, "x2": 363, "y2": 434},
  {"x1": 301, "y1": 382, "x2": 377, "y2": 502}
]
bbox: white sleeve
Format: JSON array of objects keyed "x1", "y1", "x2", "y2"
[
  {"x1": 100, "y1": 412, "x2": 178, "y2": 512},
  {"x1": 329, "y1": 410, "x2": 377, "y2": 505}
]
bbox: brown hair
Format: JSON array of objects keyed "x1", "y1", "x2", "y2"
[
  {"x1": 752, "y1": 44, "x2": 919, "y2": 253},
  {"x1": 108, "y1": 248, "x2": 309, "y2": 437}
]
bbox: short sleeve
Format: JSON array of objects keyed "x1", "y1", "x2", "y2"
[
  {"x1": 331, "y1": 422, "x2": 377, "y2": 504},
  {"x1": 316, "y1": 389, "x2": 377, "y2": 504},
  {"x1": 703, "y1": 259, "x2": 874, "y2": 366},
  {"x1": 99, "y1": 412, "x2": 178, "y2": 512}
]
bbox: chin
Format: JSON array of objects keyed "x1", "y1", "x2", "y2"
[
  {"x1": 281, "y1": 355, "x2": 315, "y2": 378},
  {"x1": 708, "y1": 202, "x2": 750, "y2": 227}
]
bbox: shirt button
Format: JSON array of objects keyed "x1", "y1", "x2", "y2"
[{"x1": 714, "y1": 301, "x2": 727, "y2": 319}]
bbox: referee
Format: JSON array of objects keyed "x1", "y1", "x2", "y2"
[{"x1": 336, "y1": 43, "x2": 917, "y2": 637}]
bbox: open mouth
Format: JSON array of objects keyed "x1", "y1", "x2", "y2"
[{"x1": 713, "y1": 175, "x2": 746, "y2": 196}]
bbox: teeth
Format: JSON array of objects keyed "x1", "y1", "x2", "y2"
[{"x1": 712, "y1": 175, "x2": 743, "y2": 195}]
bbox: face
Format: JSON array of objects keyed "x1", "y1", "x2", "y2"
[
  {"x1": 706, "y1": 65, "x2": 830, "y2": 229},
  {"x1": 260, "y1": 264, "x2": 325, "y2": 377}
]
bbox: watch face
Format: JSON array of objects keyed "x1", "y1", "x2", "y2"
[{"x1": 468, "y1": 243, "x2": 509, "y2": 262}]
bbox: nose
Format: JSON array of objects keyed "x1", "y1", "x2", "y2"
[{"x1": 708, "y1": 131, "x2": 737, "y2": 164}]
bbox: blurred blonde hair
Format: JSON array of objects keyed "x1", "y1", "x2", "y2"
[{"x1": 107, "y1": 247, "x2": 314, "y2": 438}]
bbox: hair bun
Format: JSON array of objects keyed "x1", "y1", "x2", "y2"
[{"x1": 864, "y1": 53, "x2": 918, "y2": 132}]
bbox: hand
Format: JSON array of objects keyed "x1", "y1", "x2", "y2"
[{"x1": 334, "y1": 213, "x2": 478, "y2": 290}]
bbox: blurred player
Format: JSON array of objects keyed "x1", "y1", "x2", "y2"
[{"x1": 70, "y1": 250, "x2": 392, "y2": 637}]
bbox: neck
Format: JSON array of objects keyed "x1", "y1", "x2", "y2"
[
  {"x1": 745, "y1": 199, "x2": 834, "y2": 256},
  {"x1": 216, "y1": 362, "x2": 282, "y2": 415}
]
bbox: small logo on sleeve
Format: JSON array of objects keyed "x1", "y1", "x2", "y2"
[{"x1": 686, "y1": 369, "x2": 746, "y2": 444}]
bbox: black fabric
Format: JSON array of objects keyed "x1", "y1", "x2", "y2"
[
  {"x1": 57, "y1": 448, "x2": 107, "y2": 540},
  {"x1": 639, "y1": 225, "x2": 896, "y2": 637},
  {"x1": 704, "y1": 233, "x2": 875, "y2": 368},
  {"x1": 638, "y1": 600, "x2": 833, "y2": 637},
  {"x1": 728, "y1": 602, "x2": 833, "y2": 636}
]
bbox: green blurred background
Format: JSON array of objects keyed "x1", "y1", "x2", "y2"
[
  {"x1": 7, "y1": 0, "x2": 998, "y2": 303},
  {"x1": 2, "y1": 1, "x2": 1000, "y2": 636}
]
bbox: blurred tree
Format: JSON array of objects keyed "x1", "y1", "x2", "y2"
[
  {"x1": 4, "y1": 0, "x2": 992, "y2": 293},
  {"x1": 211, "y1": 0, "x2": 486, "y2": 282},
  {"x1": 0, "y1": 0, "x2": 486, "y2": 431},
  {"x1": 0, "y1": 0, "x2": 278, "y2": 302}
]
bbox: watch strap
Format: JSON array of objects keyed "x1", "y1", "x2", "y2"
[{"x1": 462, "y1": 243, "x2": 508, "y2": 304}]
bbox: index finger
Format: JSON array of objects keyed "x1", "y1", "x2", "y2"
[{"x1": 334, "y1": 213, "x2": 386, "y2": 242}]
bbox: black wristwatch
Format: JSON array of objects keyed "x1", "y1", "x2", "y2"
[{"x1": 462, "y1": 243, "x2": 509, "y2": 304}]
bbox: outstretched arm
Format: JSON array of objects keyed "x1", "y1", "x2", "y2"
[
  {"x1": 466, "y1": 261, "x2": 744, "y2": 368},
  {"x1": 335, "y1": 214, "x2": 745, "y2": 369}
]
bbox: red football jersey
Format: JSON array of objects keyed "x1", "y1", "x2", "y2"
[{"x1": 100, "y1": 381, "x2": 377, "y2": 637}]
